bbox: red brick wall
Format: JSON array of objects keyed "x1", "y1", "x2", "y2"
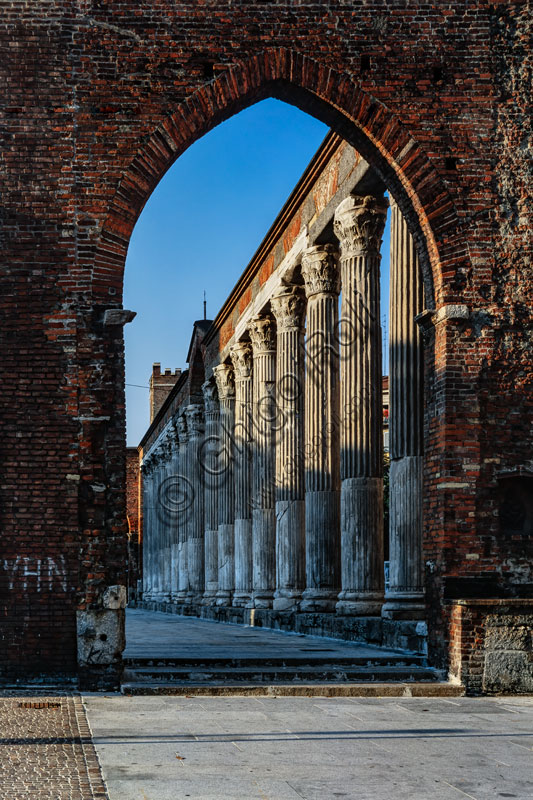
[
  {"x1": 125, "y1": 448, "x2": 141, "y2": 599},
  {"x1": 0, "y1": 2, "x2": 531, "y2": 683}
]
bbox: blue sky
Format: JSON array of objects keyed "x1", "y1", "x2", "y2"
[{"x1": 124, "y1": 98, "x2": 390, "y2": 446}]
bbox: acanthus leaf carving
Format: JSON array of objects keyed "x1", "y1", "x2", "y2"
[
  {"x1": 213, "y1": 362, "x2": 235, "y2": 399},
  {"x1": 333, "y1": 194, "x2": 388, "y2": 258},
  {"x1": 248, "y1": 314, "x2": 276, "y2": 354},
  {"x1": 301, "y1": 244, "x2": 340, "y2": 298},
  {"x1": 230, "y1": 341, "x2": 253, "y2": 380},
  {"x1": 271, "y1": 285, "x2": 305, "y2": 330}
]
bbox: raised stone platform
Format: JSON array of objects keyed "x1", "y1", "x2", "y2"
[
  {"x1": 130, "y1": 600, "x2": 428, "y2": 655},
  {"x1": 122, "y1": 608, "x2": 446, "y2": 696}
]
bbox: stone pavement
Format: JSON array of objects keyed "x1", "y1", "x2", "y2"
[
  {"x1": 0, "y1": 692, "x2": 108, "y2": 799},
  {"x1": 124, "y1": 607, "x2": 415, "y2": 662},
  {"x1": 84, "y1": 693, "x2": 533, "y2": 800}
]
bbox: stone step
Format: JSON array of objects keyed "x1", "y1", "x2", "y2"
[
  {"x1": 123, "y1": 664, "x2": 442, "y2": 684},
  {"x1": 123, "y1": 653, "x2": 426, "y2": 669},
  {"x1": 121, "y1": 681, "x2": 463, "y2": 698}
]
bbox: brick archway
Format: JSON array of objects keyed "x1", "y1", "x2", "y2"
[
  {"x1": 2, "y1": 5, "x2": 530, "y2": 692},
  {"x1": 97, "y1": 49, "x2": 468, "y2": 312}
]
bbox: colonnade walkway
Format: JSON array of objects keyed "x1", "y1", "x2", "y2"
[{"x1": 122, "y1": 609, "x2": 455, "y2": 695}]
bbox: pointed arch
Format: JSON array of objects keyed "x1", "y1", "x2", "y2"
[{"x1": 96, "y1": 48, "x2": 469, "y2": 310}]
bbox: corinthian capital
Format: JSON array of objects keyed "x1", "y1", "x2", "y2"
[
  {"x1": 301, "y1": 244, "x2": 340, "y2": 298},
  {"x1": 333, "y1": 194, "x2": 388, "y2": 258},
  {"x1": 202, "y1": 378, "x2": 218, "y2": 413},
  {"x1": 177, "y1": 411, "x2": 188, "y2": 444},
  {"x1": 213, "y1": 363, "x2": 235, "y2": 400},
  {"x1": 271, "y1": 285, "x2": 305, "y2": 331},
  {"x1": 185, "y1": 403, "x2": 204, "y2": 437},
  {"x1": 248, "y1": 314, "x2": 276, "y2": 354},
  {"x1": 230, "y1": 341, "x2": 252, "y2": 380}
]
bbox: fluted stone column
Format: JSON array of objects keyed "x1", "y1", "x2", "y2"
[
  {"x1": 160, "y1": 435, "x2": 173, "y2": 602},
  {"x1": 176, "y1": 411, "x2": 189, "y2": 603},
  {"x1": 185, "y1": 404, "x2": 205, "y2": 602},
  {"x1": 300, "y1": 245, "x2": 341, "y2": 612},
  {"x1": 334, "y1": 194, "x2": 388, "y2": 616},
  {"x1": 169, "y1": 422, "x2": 181, "y2": 601},
  {"x1": 230, "y1": 342, "x2": 254, "y2": 607},
  {"x1": 145, "y1": 455, "x2": 156, "y2": 601},
  {"x1": 152, "y1": 448, "x2": 164, "y2": 601},
  {"x1": 249, "y1": 315, "x2": 277, "y2": 609},
  {"x1": 202, "y1": 379, "x2": 219, "y2": 605},
  {"x1": 271, "y1": 285, "x2": 306, "y2": 611},
  {"x1": 382, "y1": 200, "x2": 425, "y2": 619},
  {"x1": 214, "y1": 363, "x2": 235, "y2": 606},
  {"x1": 141, "y1": 458, "x2": 152, "y2": 600}
]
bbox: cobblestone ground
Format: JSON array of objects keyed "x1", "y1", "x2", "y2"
[{"x1": 0, "y1": 692, "x2": 108, "y2": 800}]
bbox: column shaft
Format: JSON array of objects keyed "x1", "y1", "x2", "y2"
[
  {"x1": 185, "y1": 404, "x2": 205, "y2": 602},
  {"x1": 202, "y1": 379, "x2": 219, "y2": 604},
  {"x1": 301, "y1": 245, "x2": 341, "y2": 612},
  {"x1": 141, "y1": 461, "x2": 152, "y2": 600},
  {"x1": 176, "y1": 412, "x2": 189, "y2": 602},
  {"x1": 230, "y1": 343, "x2": 253, "y2": 607},
  {"x1": 161, "y1": 436, "x2": 172, "y2": 602},
  {"x1": 249, "y1": 315, "x2": 277, "y2": 609},
  {"x1": 214, "y1": 364, "x2": 235, "y2": 605},
  {"x1": 382, "y1": 200, "x2": 425, "y2": 619},
  {"x1": 271, "y1": 286, "x2": 306, "y2": 610},
  {"x1": 153, "y1": 450, "x2": 163, "y2": 601},
  {"x1": 170, "y1": 424, "x2": 180, "y2": 601},
  {"x1": 334, "y1": 194, "x2": 388, "y2": 616}
]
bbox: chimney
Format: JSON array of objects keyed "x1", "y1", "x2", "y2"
[{"x1": 149, "y1": 363, "x2": 181, "y2": 422}]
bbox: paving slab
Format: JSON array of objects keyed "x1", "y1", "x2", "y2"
[{"x1": 84, "y1": 694, "x2": 533, "y2": 800}]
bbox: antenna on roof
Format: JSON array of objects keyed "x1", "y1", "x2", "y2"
[{"x1": 203, "y1": 290, "x2": 207, "y2": 321}]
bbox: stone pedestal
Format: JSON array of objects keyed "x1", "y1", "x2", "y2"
[
  {"x1": 249, "y1": 315, "x2": 277, "y2": 609},
  {"x1": 185, "y1": 404, "x2": 205, "y2": 603},
  {"x1": 271, "y1": 285, "x2": 306, "y2": 611},
  {"x1": 300, "y1": 245, "x2": 341, "y2": 613},
  {"x1": 334, "y1": 194, "x2": 388, "y2": 616},
  {"x1": 201, "y1": 379, "x2": 219, "y2": 605},
  {"x1": 382, "y1": 200, "x2": 425, "y2": 620},
  {"x1": 214, "y1": 363, "x2": 235, "y2": 606},
  {"x1": 230, "y1": 342, "x2": 254, "y2": 607}
]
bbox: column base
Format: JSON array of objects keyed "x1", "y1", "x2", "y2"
[
  {"x1": 300, "y1": 590, "x2": 337, "y2": 613},
  {"x1": 202, "y1": 589, "x2": 218, "y2": 606},
  {"x1": 336, "y1": 592, "x2": 384, "y2": 616},
  {"x1": 381, "y1": 592, "x2": 425, "y2": 620},
  {"x1": 216, "y1": 590, "x2": 233, "y2": 606},
  {"x1": 252, "y1": 591, "x2": 274, "y2": 610},
  {"x1": 273, "y1": 590, "x2": 302, "y2": 611},
  {"x1": 232, "y1": 592, "x2": 253, "y2": 607}
]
